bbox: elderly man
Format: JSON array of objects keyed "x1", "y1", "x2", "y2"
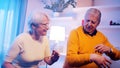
[{"x1": 64, "y1": 8, "x2": 120, "y2": 68}]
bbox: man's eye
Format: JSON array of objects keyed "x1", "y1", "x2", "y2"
[
  {"x1": 91, "y1": 21, "x2": 95, "y2": 24},
  {"x1": 43, "y1": 24, "x2": 46, "y2": 25},
  {"x1": 86, "y1": 20, "x2": 92, "y2": 22},
  {"x1": 86, "y1": 20, "x2": 90, "y2": 22},
  {"x1": 86, "y1": 20, "x2": 96, "y2": 24}
]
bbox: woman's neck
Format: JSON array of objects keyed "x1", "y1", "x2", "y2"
[{"x1": 29, "y1": 31, "x2": 39, "y2": 40}]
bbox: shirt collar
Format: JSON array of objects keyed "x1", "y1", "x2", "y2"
[{"x1": 83, "y1": 27, "x2": 97, "y2": 36}]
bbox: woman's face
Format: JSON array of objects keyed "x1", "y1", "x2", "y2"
[
  {"x1": 83, "y1": 13, "x2": 100, "y2": 34},
  {"x1": 34, "y1": 16, "x2": 49, "y2": 36}
]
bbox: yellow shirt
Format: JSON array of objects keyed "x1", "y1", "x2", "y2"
[{"x1": 64, "y1": 26, "x2": 120, "y2": 68}]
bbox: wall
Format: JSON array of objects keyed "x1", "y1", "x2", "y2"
[{"x1": 94, "y1": 0, "x2": 120, "y2": 6}]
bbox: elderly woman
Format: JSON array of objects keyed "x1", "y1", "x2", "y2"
[{"x1": 2, "y1": 11, "x2": 59, "y2": 68}]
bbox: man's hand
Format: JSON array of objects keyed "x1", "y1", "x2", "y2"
[
  {"x1": 90, "y1": 54, "x2": 112, "y2": 68},
  {"x1": 51, "y1": 50, "x2": 59, "y2": 63},
  {"x1": 95, "y1": 44, "x2": 111, "y2": 54}
]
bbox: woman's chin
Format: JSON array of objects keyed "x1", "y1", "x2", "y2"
[{"x1": 41, "y1": 33, "x2": 47, "y2": 36}]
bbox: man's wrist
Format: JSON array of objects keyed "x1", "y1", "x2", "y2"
[
  {"x1": 109, "y1": 48, "x2": 113, "y2": 54},
  {"x1": 90, "y1": 54, "x2": 96, "y2": 62}
]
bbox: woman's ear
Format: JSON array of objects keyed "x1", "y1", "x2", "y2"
[{"x1": 31, "y1": 24, "x2": 36, "y2": 30}]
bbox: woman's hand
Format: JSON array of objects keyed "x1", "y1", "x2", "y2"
[
  {"x1": 51, "y1": 50, "x2": 59, "y2": 63},
  {"x1": 44, "y1": 50, "x2": 59, "y2": 65},
  {"x1": 1, "y1": 62, "x2": 15, "y2": 68}
]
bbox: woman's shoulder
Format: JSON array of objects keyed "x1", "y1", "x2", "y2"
[
  {"x1": 40, "y1": 36, "x2": 48, "y2": 42},
  {"x1": 15, "y1": 32, "x2": 30, "y2": 40}
]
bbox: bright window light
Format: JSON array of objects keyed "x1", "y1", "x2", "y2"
[{"x1": 49, "y1": 26, "x2": 65, "y2": 42}]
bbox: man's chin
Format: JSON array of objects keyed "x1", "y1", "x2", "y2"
[
  {"x1": 86, "y1": 30, "x2": 93, "y2": 34},
  {"x1": 86, "y1": 30, "x2": 91, "y2": 33}
]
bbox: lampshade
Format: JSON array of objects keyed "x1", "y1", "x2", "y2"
[{"x1": 49, "y1": 26, "x2": 65, "y2": 42}]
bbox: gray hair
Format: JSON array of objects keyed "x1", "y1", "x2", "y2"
[
  {"x1": 85, "y1": 8, "x2": 101, "y2": 23},
  {"x1": 28, "y1": 10, "x2": 49, "y2": 30}
]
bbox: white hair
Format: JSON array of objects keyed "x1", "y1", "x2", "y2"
[{"x1": 28, "y1": 10, "x2": 49, "y2": 29}]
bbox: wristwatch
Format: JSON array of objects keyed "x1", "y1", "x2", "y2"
[{"x1": 109, "y1": 48, "x2": 113, "y2": 54}]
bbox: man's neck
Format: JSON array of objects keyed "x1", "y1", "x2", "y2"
[{"x1": 83, "y1": 27, "x2": 97, "y2": 36}]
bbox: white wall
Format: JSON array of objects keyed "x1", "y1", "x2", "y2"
[{"x1": 94, "y1": 0, "x2": 120, "y2": 6}]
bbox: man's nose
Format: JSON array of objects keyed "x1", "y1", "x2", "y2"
[{"x1": 88, "y1": 21, "x2": 92, "y2": 26}]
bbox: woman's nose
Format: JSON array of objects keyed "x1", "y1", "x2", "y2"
[{"x1": 46, "y1": 25, "x2": 49, "y2": 30}]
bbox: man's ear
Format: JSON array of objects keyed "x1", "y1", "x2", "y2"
[{"x1": 82, "y1": 19, "x2": 84, "y2": 26}]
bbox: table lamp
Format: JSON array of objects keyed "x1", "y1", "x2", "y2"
[{"x1": 49, "y1": 26, "x2": 65, "y2": 53}]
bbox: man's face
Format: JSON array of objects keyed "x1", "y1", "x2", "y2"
[
  {"x1": 83, "y1": 13, "x2": 100, "y2": 34},
  {"x1": 34, "y1": 17, "x2": 49, "y2": 36}
]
